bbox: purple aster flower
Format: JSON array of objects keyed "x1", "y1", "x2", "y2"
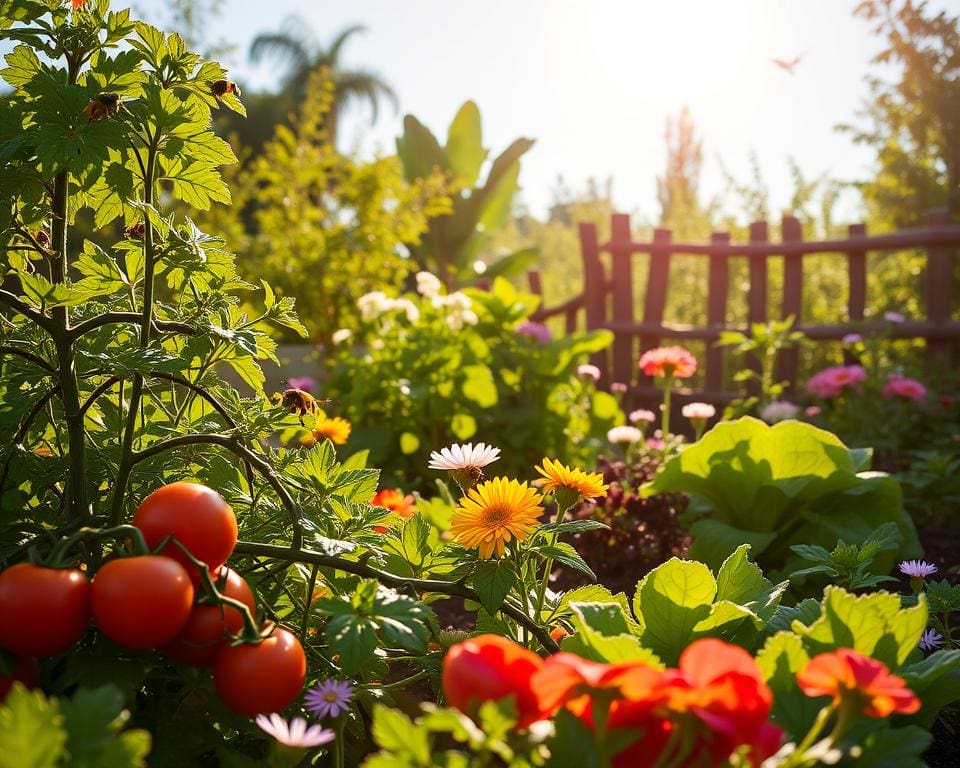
[
  {"x1": 255, "y1": 713, "x2": 335, "y2": 748},
  {"x1": 919, "y1": 628, "x2": 944, "y2": 651},
  {"x1": 516, "y1": 321, "x2": 552, "y2": 344},
  {"x1": 899, "y1": 560, "x2": 938, "y2": 579},
  {"x1": 305, "y1": 679, "x2": 354, "y2": 719}
]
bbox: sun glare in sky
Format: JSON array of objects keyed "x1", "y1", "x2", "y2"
[{"x1": 188, "y1": 1, "x2": 950, "y2": 222}]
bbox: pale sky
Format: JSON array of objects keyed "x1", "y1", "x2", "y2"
[{"x1": 166, "y1": 1, "x2": 960, "y2": 222}]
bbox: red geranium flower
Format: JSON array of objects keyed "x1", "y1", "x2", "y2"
[
  {"x1": 638, "y1": 346, "x2": 697, "y2": 379},
  {"x1": 442, "y1": 634, "x2": 549, "y2": 727},
  {"x1": 796, "y1": 648, "x2": 920, "y2": 717}
]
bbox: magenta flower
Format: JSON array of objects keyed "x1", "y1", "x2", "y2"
[
  {"x1": 806, "y1": 365, "x2": 867, "y2": 398},
  {"x1": 516, "y1": 321, "x2": 552, "y2": 344},
  {"x1": 287, "y1": 376, "x2": 317, "y2": 393},
  {"x1": 255, "y1": 713, "x2": 335, "y2": 748},
  {"x1": 305, "y1": 679, "x2": 354, "y2": 719},
  {"x1": 882, "y1": 375, "x2": 927, "y2": 403},
  {"x1": 919, "y1": 628, "x2": 944, "y2": 651},
  {"x1": 899, "y1": 560, "x2": 938, "y2": 579}
]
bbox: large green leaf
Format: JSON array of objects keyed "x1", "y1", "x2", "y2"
[
  {"x1": 791, "y1": 587, "x2": 927, "y2": 668},
  {"x1": 445, "y1": 100, "x2": 486, "y2": 188},
  {"x1": 648, "y1": 417, "x2": 919, "y2": 574},
  {"x1": 396, "y1": 114, "x2": 444, "y2": 184}
]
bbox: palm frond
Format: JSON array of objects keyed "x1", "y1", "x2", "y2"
[{"x1": 334, "y1": 69, "x2": 399, "y2": 124}]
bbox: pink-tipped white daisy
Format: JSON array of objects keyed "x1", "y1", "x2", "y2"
[
  {"x1": 255, "y1": 713, "x2": 336, "y2": 748},
  {"x1": 899, "y1": 560, "x2": 938, "y2": 579},
  {"x1": 305, "y1": 679, "x2": 354, "y2": 719},
  {"x1": 429, "y1": 442, "x2": 501, "y2": 492}
]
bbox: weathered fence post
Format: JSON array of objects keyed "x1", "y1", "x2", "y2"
[
  {"x1": 778, "y1": 216, "x2": 803, "y2": 389},
  {"x1": 579, "y1": 221, "x2": 608, "y2": 376},
  {"x1": 705, "y1": 232, "x2": 730, "y2": 393},
  {"x1": 845, "y1": 222, "x2": 867, "y2": 365},
  {"x1": 527, "y1": 269, "x2": 543, "y2": 299},
  {"x1": 746, "y1": 221, "x2": 769, "y2": 391},
  {"x1": 925, "y1": 207, "x2": 952, "y2": 361},
  {"x1": 610, "y1": 213, "x2": 635, "y2": 385},
  {"x1": 638, "y1": 228, "x2": 672, "y2": 386}
]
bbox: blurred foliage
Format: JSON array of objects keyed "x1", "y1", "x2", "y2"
[
  {"x1": 323, "y1": 276, "x2": 620, "y2": 489},
  {"x1": 397, "y1": 101, "x2": 537, "y2": 286},
  {"x1": 198, "y1": 69, "x2": 451, "y2": 344}
]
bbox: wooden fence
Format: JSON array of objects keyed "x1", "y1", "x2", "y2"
[{"x1": 528, "y1": 209, "x2": 960, "y2": 404}]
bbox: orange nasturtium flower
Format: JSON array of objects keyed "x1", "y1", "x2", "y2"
[
  {"x1": 796, "y1": 648, "x2": 920, "y2": 717},
  {"x1": 371, "y1": 489, "x2": 416, "y2": 533},
  {"x1": 449, "y1": 477, "x2": 543, "y2": 559},
  {"x1": 71, "y1": 0, "x2": 87, "y2": 9},
  {"x1": 442, "y1": 634, "x2": 549, "y2": 727}
]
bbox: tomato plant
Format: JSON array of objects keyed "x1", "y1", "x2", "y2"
[
  {"x1": 133, "y1": 482, "x2": 238, "y2": 576},
  {"x1": 0, "y1": 564, "x2": 90, "y2": 657},
  {"x1": 213, "y1": 626, "x2": 306, "y2": 716},
  {"x1": 91, "y1": 557, "x2": 194, "y2": 649},
  {"x1": 163, "y1": 568, "x2": 256, "y2": 667}
]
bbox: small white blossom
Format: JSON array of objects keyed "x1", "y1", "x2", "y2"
[
  {"x1": 576, "y1": 364, "x2": 601, "y2": 381},
  {"x1": 607, "y1": 426, "x2": 643, "y2": 445},
  {"x1": 357, "y1": 291, "x2": 396, "y2": 321},
  {"x1": 394, "y1": 298, "x2": 420, "y2": 323},
  {"x1": 629, "y1": 409, "x2": 656, "y2": 424},
  {"x1": 331, "y1": 328, "x2": 352, "y2": 345},
  {"x1": 415, "y1": 271, "x2": 443, "y2": 299},
  {"x1": 760, "y1": 401, "x2": 801, "y2": 423},
  {"x1": 681, "y1": 402, "x2": 716, "y2": 420}
]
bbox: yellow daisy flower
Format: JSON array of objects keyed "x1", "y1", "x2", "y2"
[
  {"x1": 535, "y1": 457, "x2": 608, "y2": 502},
  {"x1": 450, "y1": 477, "x2": 544, "y2": 559},
  {"x1": 306, "y1": 416, "x2": 352, "y2": 446}
]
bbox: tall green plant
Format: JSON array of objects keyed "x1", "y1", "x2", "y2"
[{"x1": 396, "y1": 100, "x2": 537, "y2": 285}]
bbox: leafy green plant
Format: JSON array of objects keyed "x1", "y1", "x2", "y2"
[
  {"x1": 324, "y1": 276, "x2": 618, "y2": 487},
  {"x1": 715, "y1": 315, "x2": 807, "y2": 417},
  {"x1": 788, "y1": 522, "x2": 901, "y2": 591},
  {"x1": 396, "y1": 101, "x2": 537, "y2": 285},
  {"x1": 0, "y1": 684, "x2": 150, "y2": 768},
  {"x1": 643, "y1": 418, "x2": 922, "y2": 579}
]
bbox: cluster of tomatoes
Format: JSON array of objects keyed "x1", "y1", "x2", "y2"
[{"x1": 0, "y1": 482, "x2": 306, "y2": 717}]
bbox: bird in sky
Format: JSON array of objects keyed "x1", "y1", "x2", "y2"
[{"x1": 772, "y1": 54, "x2": 803, "y2": 74}]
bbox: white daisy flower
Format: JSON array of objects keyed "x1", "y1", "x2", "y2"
[
  {"x1": 428, "y1": 442, "x2": 501, "y2": 472},
  {"x1": 255, "y1": 713, "x2": 335, "y2": 748}
]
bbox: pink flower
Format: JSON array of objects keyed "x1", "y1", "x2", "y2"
[
  {"x1": 806, "y1": 365, "x2": 867, "y2": 399},
  {"x1": 638, "y1": 346, "x2": 697, "y2": 379},
  {"x1": 883, "y1": 376, "x2": 926, "y2": 403},
  {"x1": 287, "y1": 376, "x2": 317, "y2": 393},
  {"x1": 645, "y1": 438, "x2": 666, "y2": 450},
  {"x1": 884, "y1": 311, "x2": 905, "y2": 324},
  {"x1": 842, "y1": 333, "x2": 862, "y2": 344},
  {"x1": 610, "y1": 382, "x2": 628, "y2": 394},
  {"x1": 517, "y1": 321, "x2": 552, "y2": 344},
  {"x1": 629, "y1": 409, "x2": 656, "y2": 424},
  {"x1": 805, "y1": 405, "x2": 822, "y2": 418}
]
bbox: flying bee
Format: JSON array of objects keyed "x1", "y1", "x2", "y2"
[
  {"x1": 271, "y1": 384, "x2": 334, "y2": 426},
  {"x1": 123, "y1": 220, "x2": 145, "y2": 240},
  {"x1": 211, "y1": 79, "x2": 241, "y2": 98},
  {"x1": 83, "y1": 93, "x2": 122, "y2": 123}
]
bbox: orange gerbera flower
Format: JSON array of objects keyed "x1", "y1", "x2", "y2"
[
  {"x1": 305, "y1": 416, "x2": 351, "y2": 446},
  {"x1": 450, "y1": 477, "x2": 543, "y2": 559},
  {"x1": 638, "y1": 346, "x2": 697, "y2": 379},
  {"x1": 796, "y1": 648, "x2": 920, "y2": 717},
  {"x1": 535, "y1": 458, "x2": 608, "y2": 503}
]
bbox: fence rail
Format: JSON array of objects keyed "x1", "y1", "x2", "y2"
[{"x1": 528, "y1": 209, "x2": 960, "y2": 403}]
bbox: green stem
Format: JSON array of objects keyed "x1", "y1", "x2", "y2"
[
  {"x1": 376, "y1": 669, "x2": 428, "y2": 690},
  {"x1": 110, "y1": 143, "x2": 158, "y2": 526},
  {"x1": 780, "y1": 703, "x2": 835, "y2": 768},
  {"x1": 660, "y1": 374, "x2": 674, "y2": 454}
]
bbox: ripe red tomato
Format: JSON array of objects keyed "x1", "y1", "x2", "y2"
[
  {"x1": 213, "y1": 626, "x2": 306, "y2": 716},
  {"x1": 133, "y1": 482, "x2": 238, "y2": 575},
  {"x1": 0, "y1": 564, "x2": 90, "y2": 657},
  {"x1": 0, "y1": 656, "x2": 39, "y2": 702},
  {"x1": 91, "y1": 556, "x2": 194, "y2": 649},
  {"x1": 163, "y1": 568, "x2": 256, "y2": 667}
]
